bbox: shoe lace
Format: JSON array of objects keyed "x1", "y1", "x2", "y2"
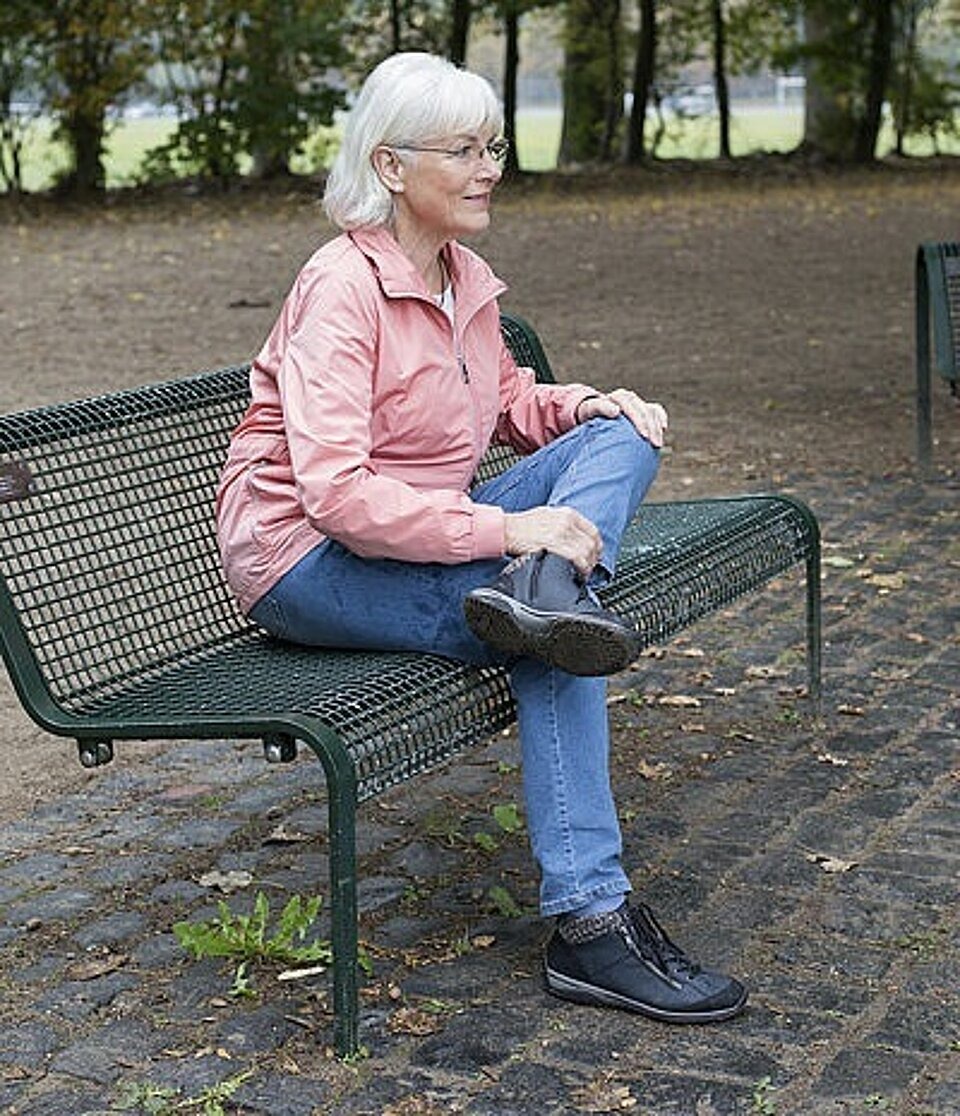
[{"x1": 622, "y1": 903, "x2": 702, "y2": 981}]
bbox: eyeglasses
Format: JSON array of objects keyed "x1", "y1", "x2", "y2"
[{"x1": 392, "y1": 138, "x2": 509, "y2": 166}]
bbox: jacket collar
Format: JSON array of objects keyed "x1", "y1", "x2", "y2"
[{"x1": 349, "y1": 225, "x2": 506, "y2": 320}]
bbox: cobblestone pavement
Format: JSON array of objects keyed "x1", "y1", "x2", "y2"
[{"x1": 0, "y1": 471, "x2": 957, "y2": 1116}]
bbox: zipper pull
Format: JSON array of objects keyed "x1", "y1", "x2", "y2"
[{"x1": 458, "y1": 353, "x2": 470, "y2": 382}]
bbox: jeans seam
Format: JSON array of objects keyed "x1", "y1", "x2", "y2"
[{"x1": 545, "y1": 666, "x2": 582, "y2": 904}]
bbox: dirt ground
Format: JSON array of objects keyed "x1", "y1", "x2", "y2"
[{"x1": 1, "y1": 160, "x2": 958, "y2": 821}]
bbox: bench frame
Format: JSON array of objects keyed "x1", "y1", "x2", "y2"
[
  {"x1": 0, "y1": 314, "x2": 821, "y2": 1056},
  {"x1": 915, "y1": 241, "x2": 960, "y2": 471}
]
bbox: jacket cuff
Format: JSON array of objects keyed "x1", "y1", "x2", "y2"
[
  {"x1": 561, "y1": 386, "x2": 601, "y2": 430},
  {"x1": 471, "y1": 503, "x2": 507, "y2": 560}
]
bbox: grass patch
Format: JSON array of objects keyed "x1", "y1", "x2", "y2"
[{"x1": 9, "y1": 104, "x2": 960, "y2": 193}]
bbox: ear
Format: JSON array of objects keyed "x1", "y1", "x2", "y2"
[{"x1": 372, "y1": 145, "x2": 405, "y2": 194}]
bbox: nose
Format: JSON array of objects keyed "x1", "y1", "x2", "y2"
[{"x1": 477, "y1": 153, "x2": 502, "y2": 182}]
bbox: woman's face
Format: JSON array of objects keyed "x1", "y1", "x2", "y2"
[{"x1": 387, "y1": 133, "x2": 504, "y2": 246}]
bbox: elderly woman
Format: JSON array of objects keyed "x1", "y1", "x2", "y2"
[{"x1": 216, "y1": 52, "x2": 746, "y2": 1024}]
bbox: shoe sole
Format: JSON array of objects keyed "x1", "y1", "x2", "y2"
[
  {"x1": 464, "y1": 590, "x2": 639, "y2": 676},
  {"x1": 543, "y1": 965, "x2": 749, "y2": 1024}
]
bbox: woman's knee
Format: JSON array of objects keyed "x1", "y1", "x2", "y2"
[{"x1": 586, "y1": 414, "x2": 660, "y2": 473}]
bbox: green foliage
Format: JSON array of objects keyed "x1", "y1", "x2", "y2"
[
  {"x1": 487, "y1": 883, "x2": 523, "y2": 917},
  {"x1": 116, "y1": 1082, "x2": 179, "y2": 1115},
  {"x1": 492, "y1": 801, "x2": 523, "y2": 834},
  {"x1": 558, "y1": 0, "x2": 623, "y2": 164},
  {"x1": 0, "y1": 0, "x2": 47, "y2": 192},
  {"x1": 43, "y1": 0, "x2": 158, "y2": 194},
  {"x1": 173, "y1": 890, "x2": 336, "y2": 994},
  {"x1": 751, "y1": 1075, "x2": 778, "y2": 1115},
  {"x1": 890, "y1": 4, "x2": 960, "y2": 151},
  {"x1": 473, "y1": 830, "x2": 499, "y2": 852},
  {"x1": 117, "y1": 1070, "x2": 255, "y2": 1115},
  {"x1": 143, "y1": 0, "x2": 347, "y2": 184}
]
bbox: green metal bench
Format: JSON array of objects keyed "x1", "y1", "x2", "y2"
[
  {"x1": 915, "y1": 241, "x2": 960, "y2": 470},
  {"x1": 0, "y1": 313, "x2": 821, "y2": 1056}
]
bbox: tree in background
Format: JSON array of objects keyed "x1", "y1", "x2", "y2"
[
  {"x1": 42, "y1": 0, "x2": 155, "y2": 197},
  {"x1": 145, "y1": 0, "x2": 346, "y2": 185},
  {"x1": 450, "y1": 0, "x2": 473, "y2": 62},
  {"x1": 625, "y1": 0, "x2": 656, "y2": 162},
  {"x1": 797, "y1": 0, "x2": 896, "y2": 162},
  {"x1": 711, "y1": 0, "x2": 732, "y2": 157},
  {"x1": 891, "y1": 0, "x2": 959, "y2": 153},
  {"x1": 0, "y1": 0, "x2": 47, "y2": 195},
  {"x1": 241, "y1": 0, "x2": 348, "y2": 178},
  {"x1": 559, "y1": 0, "x2": 623, "y2": 163}
]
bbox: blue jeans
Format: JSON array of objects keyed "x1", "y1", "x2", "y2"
[{"x1": 250, "y1": 417, "x2": 660, "y2": 916}]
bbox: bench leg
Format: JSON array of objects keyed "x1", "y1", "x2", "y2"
[
  {"x1": 299, "y1": 726, "x2": 360, "y2": 1057},
  {"x1": 328, "y1": 773, "x2": 359, "y2": 1057},
  {"x1": 916, "y1": 251, "x2": 934, "y2": 473},
  {"x1": 805, "y1": 539, "x2": 822, "y2": 709}
]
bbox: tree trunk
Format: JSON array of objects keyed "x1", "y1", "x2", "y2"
[
  {"x1": 801, "y1": 2, "x2": 858, "y2": 161},
  {"x1": 558, "y1": 0, "x2": 622, "y2": 165},
  {"x1": 625, "y1": 0, "x2": 656, "y2": 163},
  {"x1": 449, "y1": 0, "x2": 471, "y2": 65},
  {"x1": 855, "y1": 0, "x2": 894, "y2": 162},
  {"x1": 502, "y1": 2, "x2": 521, "y2": 176},
  {"x1": 711, "y1": 0, "x2": 731, "y2": 159},
  {"x1": 895, "y1": 3, "x2": 919, "y2": 156},
  {"x1": 63, "y1": 107, "x2": 106, "y2": 198},
  {"x1": 390, "y1": 0, "x2": 402, "y2": 53}
]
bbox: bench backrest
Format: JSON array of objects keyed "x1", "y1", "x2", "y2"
[
  {"x1": 916, "y1": 241, "x2": 960, "y2": 384},
  {"x1": 0, "y1": 313, "x2": 552, "y2": 716}
]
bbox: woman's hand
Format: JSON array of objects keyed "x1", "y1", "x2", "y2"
[
  {"x1": 577, "y1": 389, "x2": 669, "y2": 448},
  {"x1": 504, "y1": 506, "x2": 601, "y2": 575}
]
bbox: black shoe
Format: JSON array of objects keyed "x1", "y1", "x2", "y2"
[
  {"x1": 544, "y1": 902, "x2": 748, "y2": 1023},
  {"x1": 464, "y1": 550, "x2": 640, "y2": 676}
]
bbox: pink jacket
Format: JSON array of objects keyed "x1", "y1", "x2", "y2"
[{"x1": 216, "y1": 226, "x2": 594, "y2": 614}]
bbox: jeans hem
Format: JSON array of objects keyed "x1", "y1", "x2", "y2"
[{"x1": 540, "y1": 880, "x2": 632, "y2": 919}]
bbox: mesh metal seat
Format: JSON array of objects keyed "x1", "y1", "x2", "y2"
[
  {"x1": 0, "y1": 312, "x2": 820, "y2": 1055},
  {"x1": 915, "y1": 241, "x2": 960, "y2": 470}
]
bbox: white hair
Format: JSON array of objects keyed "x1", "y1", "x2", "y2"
[{"x1": 323, "y1": 52, "x2": 503, "y2": 231}]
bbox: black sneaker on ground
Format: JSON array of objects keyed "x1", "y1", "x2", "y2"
[
  {"x1": 544, "y1": 902, "x2": 748, "y2": 1023},
  {"x1": 464, "y1": 550, "x2": 641, "y2": 676}
]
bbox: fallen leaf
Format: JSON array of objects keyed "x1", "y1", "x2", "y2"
[
  {"x1": 572, "y1": 1076, "x2": 638, "y2": 1112},
  {"x1": 387, "y1": 1007, "x2": 445, "y2": 1036},
  {"x1": 837, "y1": 703, "x2": 866, "y2": 716},
  {"x1": 657, "y1": 694, "x2": 702, "y2": 708},
  {"x1": 262, "y1": 825, "x2": 311, "y2": 846},
  {"x1": 198, "y1": 869, "x2": 253, "y2": 892},
  {"x1": 816, "y1": 752, "x2": 850, "y2": 767},
  {"x1": 637, "y1": 759, "x2": 672, "y2": 780},
  {"x1": 823, "y1": 555, "x2": 855, "y2": 569},
  {"x1": 806, "y1": 853, "x2": 858, "y2": 874},
  {"x1": 865, "y1": 572, "x2": 906, "y2": 591},
  {"x1": 66, "y1": 952, "x2": 128, "y2": 981},
  {"x1": 745, "y1": 665, "x2": 788, "y2": 679}
]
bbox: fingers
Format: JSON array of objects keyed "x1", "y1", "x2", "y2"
[
  {"x1": 606, "y1": 389, "x2": 669, "y2": 448},
  {"x1": 503, "y1": 506, "x2": 602, "y2": 574}
]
